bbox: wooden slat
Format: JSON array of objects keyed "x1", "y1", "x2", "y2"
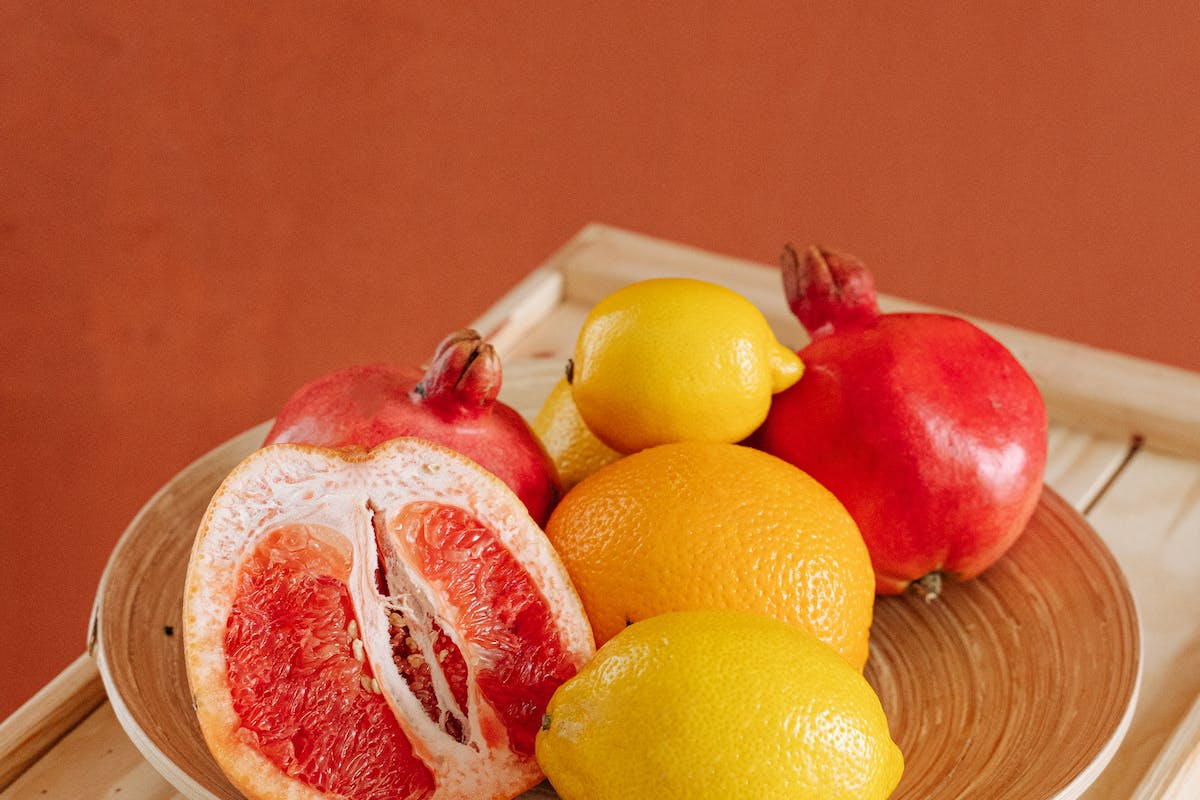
[
  {"x1": 0, "y1": 654, "x2": 106, "y2": 791},
  {"x1": 1044, "y1": 426, "x2": 1133, "y2": 512},
  {"x1": 1137, "y1": 691, "x2": 1200, "y2": 800},
  {"x1": 0, "y1": 702, "x2": 183, "y2": 800},
  {"x1": 553, "y1": 223, "x2": 807, "y2": 346},
  {"x1": 1078, "y1": 449, "x2": 1200, "y2": 799},
  {"x1": 497, "y1": 358, "x2": 568, "y2": 421},
  {"x1": 473, "y1": 266, "x2": 566, "y2": 359},
  {"x1": 546, "y1": 224, "x2": 1200, "y2": 459},
  {"x1": 502, "y1": 302, "x2": 588, "y2": 363}
]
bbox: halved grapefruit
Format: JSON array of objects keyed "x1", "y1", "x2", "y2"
[{"x1": 183, "y1": 437, "x2": 595, "y2": 800}]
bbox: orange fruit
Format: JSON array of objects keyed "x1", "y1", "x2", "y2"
[
  {"x1": 532, "y1": 377, "x2": 622, "y2": 491},
  {"x1": 543, "y1": 441, "x2": 875, "y2": 670},
  {"x1": 184, "y1": 438, "x2": 595, "y2": 800}
]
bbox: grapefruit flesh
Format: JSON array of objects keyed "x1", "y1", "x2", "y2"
[
  {"x1": 226, "y1": 526, "x2": 435, "y2": 799},
  {"x1": 395, "y1": 501, "x2": 579, "y2": 756}
]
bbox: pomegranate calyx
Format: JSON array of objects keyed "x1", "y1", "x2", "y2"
[
  {"x1": 412, "y1": 329, "x2": 501, "y2": 419},
  {"x1": 909, "y1": 571, "x2": 945, "y2": 602},
  {"x1": 782, "y1": 243, "x2": 881, "y2": 338}
]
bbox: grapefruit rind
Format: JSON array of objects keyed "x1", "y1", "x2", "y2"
[{"x1": 183, "y1": 437, "x2": 594, "y2": 800}]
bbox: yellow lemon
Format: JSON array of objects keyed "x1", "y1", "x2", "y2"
[
  {"x1": 569, "y1": 278, "x2": 803, "y2": 453},
  {"x1": 532, "y1": 377, "x2": 622, "y2": 492},
  {"x1": 544, "y1": 441, "x2": 875, "y2": 670},
  {"x1": 536, "y1": 609, "x2": 904, "y2": 800}
]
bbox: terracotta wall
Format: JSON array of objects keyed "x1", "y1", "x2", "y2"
[{"x1": 3, "y1": 3, "x2": 1198, "y2": 717}]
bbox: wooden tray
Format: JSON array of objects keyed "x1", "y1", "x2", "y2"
[
  {"x1": 7, "y1": 224, "x2": 1200, "y2": 799},
  {"x1": 89, "y1": 356, "x2": 1139, "y2": 800}
]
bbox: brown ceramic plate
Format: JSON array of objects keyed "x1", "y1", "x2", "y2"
[{"x1": 91, "y1": 367, "x2": 1140, "y2": 800}]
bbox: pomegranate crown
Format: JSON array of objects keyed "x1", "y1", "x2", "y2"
[
  {"x1": 782, "y1": 243, "x2": 881, "y2": 338},
  {"x1": 413, "y1": 329, "x2": 501, "y2": 417}
]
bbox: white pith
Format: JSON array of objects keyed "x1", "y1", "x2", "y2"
[
  {"x1": 182, "y1": 438, "x2": 595, "y2": 800},
  {"x1": 367, "y1": 503, "x2": 472, "y2": 751}
]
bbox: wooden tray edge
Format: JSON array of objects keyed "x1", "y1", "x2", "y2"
[
  {"x1": 0, "y1": 654, "x2": 106, "y2": 791},
  {"x1": 545, "y1": 223, "x2": 1200, "y2": 459}
]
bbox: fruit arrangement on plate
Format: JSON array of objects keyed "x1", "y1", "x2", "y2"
[{"x1": 181, "y1": 245, "x2": 1048, "y2": 800}]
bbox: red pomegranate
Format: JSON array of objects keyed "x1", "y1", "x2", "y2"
[
  {"x1": 265, "y1": 329, "x2": 561, "y2": 526},
  {"x1": 752, "y1": 245, "x2": 1048, "y2": 597}
]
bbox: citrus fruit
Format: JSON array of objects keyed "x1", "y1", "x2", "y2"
[
  {"x1": 532, "y1": 377, "x2": 622, "y2": 491},
  {"x1": 536, "y1": 609, "x2": 904, "y2": 800},
  {"x1": 183, "y1": 438, "x2": 595, "y2": 800},
  {"x1": 568, "y1": 277, "x2": 803, "y2": 453},
  {"x1": 543, "y1": 440, "x2": 875, "y2": 670}
]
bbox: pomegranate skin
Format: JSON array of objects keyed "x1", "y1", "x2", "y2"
[
  {"x1": 264, "y1": 331, "x2": 562, "y2": 527},
  {"x1": 753, "y1": 247, "x2": 1048, "y2": 595}
]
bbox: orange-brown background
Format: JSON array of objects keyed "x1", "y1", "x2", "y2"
[{"x1": 3, "y1": 3, "x2": 1198, "y2": 718}]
